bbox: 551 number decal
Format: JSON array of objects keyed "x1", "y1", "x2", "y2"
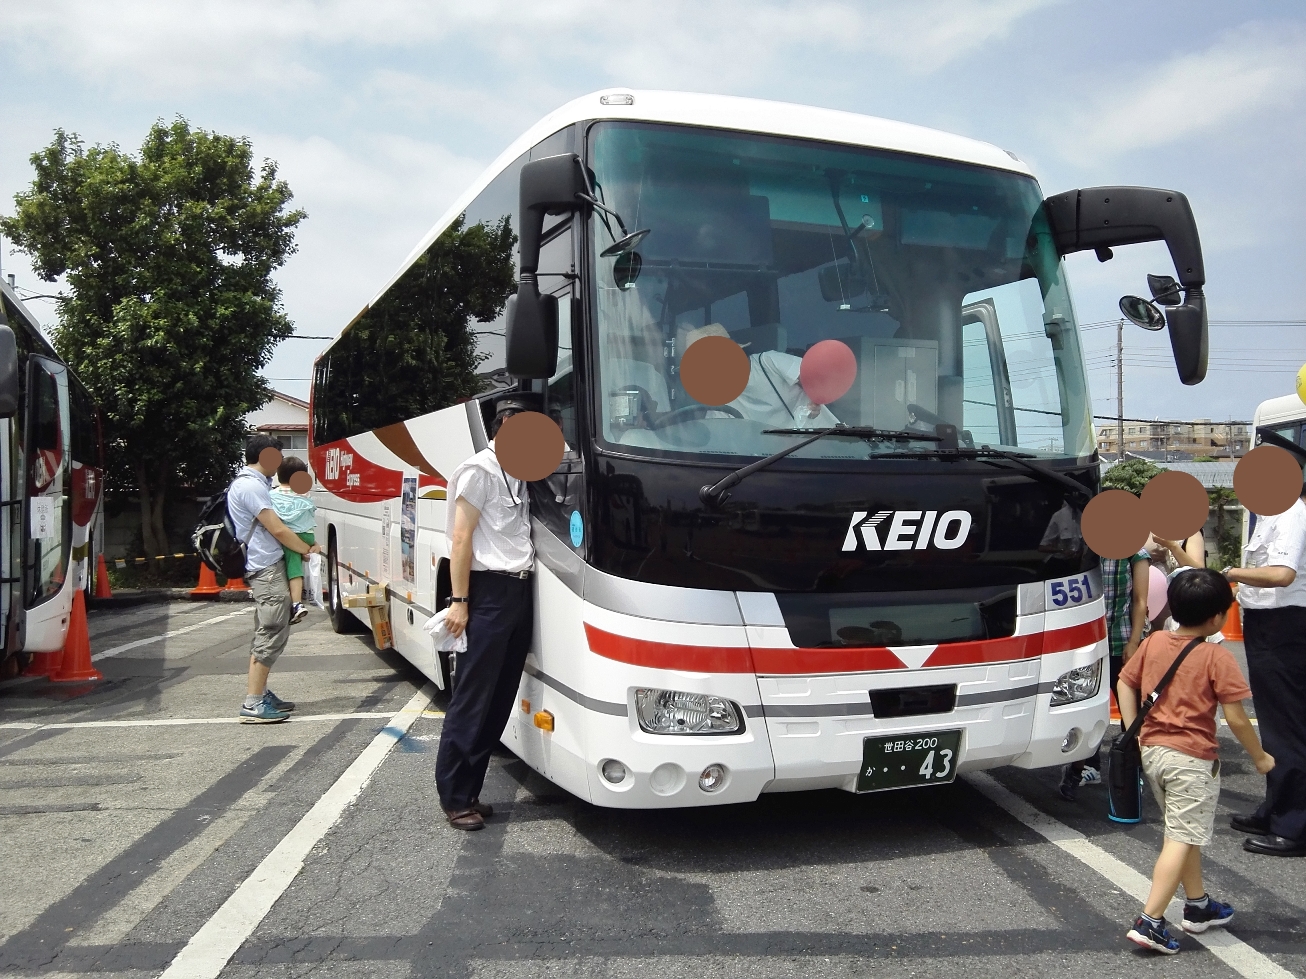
[{"x1": 1047, "y1": 573, "x2": 1095, "y2": 609}]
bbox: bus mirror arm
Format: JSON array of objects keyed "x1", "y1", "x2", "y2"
[
  {"x1": 507, "y1": 153, "x2": 587, "y2": 379},
  {"x1": 0, "y1": 326, "x2": 18, "y2": 419},
  {"x1": 1043, "y1": 186, "x2": 1207, "y2": 386}
]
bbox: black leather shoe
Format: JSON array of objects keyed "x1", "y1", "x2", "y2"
[
  {"x1": 1243, "y1": 834, "x2": 1306, "y2": 857},
  {"x1": 1230, "y1": 813, "x2": 1270, "y2": 835}
]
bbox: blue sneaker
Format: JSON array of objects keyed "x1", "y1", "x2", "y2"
[
  {"x1": 264, "y1": 689, "x2": 296, "y2": 712},
  {"x1": 240, "y1": 700, "x2": 290, "y2": 724},
  {"x1": 1127, "y1": 915, "x2": 1181, "y2": 954},
  {"x1": 1183, "y1": 897, "x2": 1234, "y2": 933}
]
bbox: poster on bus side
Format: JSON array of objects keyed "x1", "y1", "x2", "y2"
[{"x1": 401, "y1": 475, "x2": 417, "y2": 583}]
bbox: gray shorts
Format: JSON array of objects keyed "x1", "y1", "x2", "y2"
[
  {"x1": 248, "y1": 561, "x2": 291, "y2": 666},
  {"x1": 1141, "y1": 744, "x2": 1221, "y2": 846}
]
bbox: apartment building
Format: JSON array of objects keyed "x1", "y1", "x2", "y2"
[{"x1": 1096, "y1": 419, "x2": 1248, "y2": 460}]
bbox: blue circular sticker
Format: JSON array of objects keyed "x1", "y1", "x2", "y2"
[{"x1": 569, "y1": 510, "x2": 584, "y2": 548}]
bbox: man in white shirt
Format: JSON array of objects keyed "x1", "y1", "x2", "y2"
[
  {"x1": 1224, "y1": 481, "x2": 1306, "y2": 856},
  {"x1": 436, "y1": 394, "x2": 537, "y2": 830}
]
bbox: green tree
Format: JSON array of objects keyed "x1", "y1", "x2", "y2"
[
  {"x1": 1208, "y1": 486, "x2": 1241, "y2": 568},
  {"x1": 1101, "y1": 457, "x2": 1163, "y2": 494},
  {"x1": 1, "y1": 119, "x2": 305, "y2": 556}
]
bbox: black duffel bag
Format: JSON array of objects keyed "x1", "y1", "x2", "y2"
[{"x1": 1106, "y1": 636, "x2": 1203, "y2": 824}]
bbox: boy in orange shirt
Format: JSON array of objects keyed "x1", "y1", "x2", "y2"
[{"x1": 1117, "y1": 568, "x2": 1274, "y2": 954}]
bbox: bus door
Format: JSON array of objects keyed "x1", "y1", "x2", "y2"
[{"x1": 21, "y1": 356, "x2": 74, "y2": 652}]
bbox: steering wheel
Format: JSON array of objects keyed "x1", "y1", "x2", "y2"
[{"x1": 649, "y1": 403, "x2": 744, "y2": 430}]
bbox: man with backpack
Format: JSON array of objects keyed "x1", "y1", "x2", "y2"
[{"x1": 226, "y1": 435, "x2": 322, "y2": 723}]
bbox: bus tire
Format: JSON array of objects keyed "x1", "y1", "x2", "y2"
[{"x1": 327, "y1": 534, "x2": 364, "y2": 635}]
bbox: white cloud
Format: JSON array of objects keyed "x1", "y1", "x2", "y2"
[
  {"x1": 1054, "y1": 22, "x2": 1306, "y2": 165},
  {"x1": 2, "y1": 0, "x2": 1060, "y2": 95}
]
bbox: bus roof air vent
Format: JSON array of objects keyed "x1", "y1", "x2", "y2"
[{"x1": 600, "y1": 93, "x2": 635, "y2": 106}]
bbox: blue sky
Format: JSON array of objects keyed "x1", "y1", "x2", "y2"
[{"x1": 2, "y1": 0, "x2": 1304, "y2": 426}]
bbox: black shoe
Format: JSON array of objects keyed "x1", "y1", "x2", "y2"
[
  {"x1": 1243, "y1": 834, "x2": 1306, "y2": 857},
  {"x1": 1058, "y1": 766, "x2": 1079, "y2": 802},
  {"x1": 1230, "y1": 812, "x2": 1270, "y2": 835}
]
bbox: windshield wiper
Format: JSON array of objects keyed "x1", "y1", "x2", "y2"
[
  {"x1": 874, "y1": 442, "x2": 1094, "y2": 504},
  {"x1": 699, "y1": 426, "x2": 941, "y2": 507}
]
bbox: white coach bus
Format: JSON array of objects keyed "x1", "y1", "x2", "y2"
[{"x1": 312, "y1": 90, "x2": 1211, "y2": 807}]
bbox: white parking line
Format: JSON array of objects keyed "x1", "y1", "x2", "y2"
[
  {"x1": 91, "y1": 607, "x2": 256, "y2": 661},
  {"x1": 159, "y1": 684, "x2": 434, "y2": 979},
  {"x1": 0, "y1": 710, "x2": 450, "y2": 731},
  {"x1": 967, "y1": 772, "x2": 1297, "y2": 979}
]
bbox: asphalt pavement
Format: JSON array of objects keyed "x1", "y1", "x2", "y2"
[{"x1": 1, "y1": 603, "x2": 1301, "y2": 979}]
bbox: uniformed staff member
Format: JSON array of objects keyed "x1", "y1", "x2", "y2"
[
  {"x1": 1224, "y1": 478, "x2": 1306, "y2": 857},
  {"x1": 436, "y1": 393, "x2": 538, "y2": 831}
]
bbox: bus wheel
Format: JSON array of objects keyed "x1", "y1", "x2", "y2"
[{"x1": 327, "y1": 536, "x2": 363, "y2": 635}]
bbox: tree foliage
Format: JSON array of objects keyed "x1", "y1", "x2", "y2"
[
  {"x1": 1, "y1": 119, "x2": 304, "y2": 555},
  {"x1": 1101, "y1": 458, "x2": 1163, "y2": 494},
  {"x1": 313, "y1": 214, "x2": 516, "y2": 443}
]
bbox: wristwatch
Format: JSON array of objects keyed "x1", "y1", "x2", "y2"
[
  {"x1": 447, "y1": 596, "x2": 469, "y2": 606},
  {"x1": 1221, "y1": 566, "x2": 1234, "y2": 577}
]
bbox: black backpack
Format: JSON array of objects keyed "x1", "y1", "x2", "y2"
[{"x1": 192, "y1": 472, "x2": 259, "y2": 579}]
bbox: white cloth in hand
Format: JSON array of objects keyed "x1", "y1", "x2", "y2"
[{"x1": 422, "y1": 608, "x2": 467, "y2": 652}]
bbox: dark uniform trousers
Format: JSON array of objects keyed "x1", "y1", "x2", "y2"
[
  {"x1": 435, "y1": 570, "x2": 534, "y2": 813},
  {"x1": 1243, "y1": 605, "x2": 1306, "y2": 842}
]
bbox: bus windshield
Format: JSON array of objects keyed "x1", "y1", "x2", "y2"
[{"x1": 588, "y1": 122, "x2": 1094, "y2": 463}]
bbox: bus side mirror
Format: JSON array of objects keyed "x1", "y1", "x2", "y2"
[
  {"x1": 506, "y1": 153, "x2": 585, "y2": 379},
  {"x1": 0, "y1": 325, "x2": 18, "y2": 419},
  {"x1": 1043, "y1": 186, "x2": 1208, "y2": 385}
]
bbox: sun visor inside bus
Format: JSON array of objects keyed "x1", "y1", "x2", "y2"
[{"x1": 634, "y1": 183, "x2": 774, "y2": 267}]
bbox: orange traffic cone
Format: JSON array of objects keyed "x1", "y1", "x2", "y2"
[
  {"x1": 223, "y1": 576, "x2": 250, "y2": 592},
  {"x1": 22, "y1": 648, "x2": 64, "y2": 678},
  {"x1": 1223, "y1": 597, "x2": 1244, "y2": 641},
  {"x1": 94, "y1": 553, "x2": 114, "y2": 599},
  {"x1": 191, "y1": 563, "x2": 223, "y2": 597},
  {"x1": 51, "y1": 590, "x2": 101, "y2": 682}
]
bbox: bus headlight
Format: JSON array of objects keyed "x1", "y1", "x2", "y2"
[
  {"x1": 634, "y1": 689, "x2": 743, "y2": 735},
  {"x1": 1050, "y1": 660, "x2": 1102, "y2": 706}
]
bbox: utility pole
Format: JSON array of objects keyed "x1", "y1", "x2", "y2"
[{"x1": 1116, "y1": 318, "x2": 1125, "y2": 461}]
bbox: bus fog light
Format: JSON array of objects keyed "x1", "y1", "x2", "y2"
[
  {"x1": 649, "y1": 763, "x2": 685, "y2": 796},
  {"x1": 698, "y1": 764, "x2": 727, "y2": 792},
  {"x1": 1061, "y1": 727, "x2": 1082, "y2": 753},
  {"x1": 601, "y1": 759, "x2": 628, "y2": 784},
  {"x1": 634, "y1": 689, "x2": 743, "y2": 735},
  {"x1": 1050, "y1": 660, "x2": 1101, "y2": 706}
]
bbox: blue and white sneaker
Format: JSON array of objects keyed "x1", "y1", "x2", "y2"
[
  {"x1": 1183, "y1": 897, "x2": 1234, "y2": 933},
  {"x1": 1079, "y1": 767, "x2": 1103, "y2": 786},
  {"x1": 263, "y1": 689, "x2": 296, "y2": 712},
  {"x1": 1127, "y1": 915, "x2": 1181, "y2": 954},
  {"x1": 240, "y1": 700, "x2": 290, "y2": 724}
]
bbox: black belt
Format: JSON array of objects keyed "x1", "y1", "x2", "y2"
[{"x1": 477, "y1": 568, "x2": 532, "y2": 580}]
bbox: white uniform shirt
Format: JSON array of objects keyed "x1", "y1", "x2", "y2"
[
  {"x1": 446, "y1": 443, "x2": 534, "y2": 574},
  {"x1": 728, "y1": 351, "x2": 841, "y2": 430},
  {"x1": 1239, "y1": 497, "x2": 1306, "y2": 609}
]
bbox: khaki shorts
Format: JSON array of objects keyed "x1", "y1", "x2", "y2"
[{"x1": 1141, "y1": 744, "x2": 1221, "y2": 846}]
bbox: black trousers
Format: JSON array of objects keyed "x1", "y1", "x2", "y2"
[
  {"x1": 1243, "y1": 606, "x2": 1306, "y2": 842},
  {"x1": 435, "y1": 570, "x2": 533, "y2": 812}
]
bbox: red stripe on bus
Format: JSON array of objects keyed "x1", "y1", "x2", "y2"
[
  {"x1": 585, "y1": 616, "x2": 1107, "y2": 675},
  {"x1": 583, "y1": 624, "x2": 756, "y2": 673},
  {"x1": 922, "y1": 617, "x2": 1106, "y2": 668},
  {"x1": 751, "y1": 645, "x2": 908, "y2": 674}
]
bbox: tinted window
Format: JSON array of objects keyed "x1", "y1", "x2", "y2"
[{"x1": 312, "y1": 127, "x2": 576, "y2": 447}]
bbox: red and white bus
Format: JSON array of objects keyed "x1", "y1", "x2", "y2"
[
  {"x1": 312, "y1": 90, "x2": 1210, "y2": 807},
  {"x1": 0, "y1": 280, "x2": 104, "y2": 675}
]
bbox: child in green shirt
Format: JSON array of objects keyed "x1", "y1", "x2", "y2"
[{"x1": 270, "y1": 456, "x2": 317, "y2": 624}]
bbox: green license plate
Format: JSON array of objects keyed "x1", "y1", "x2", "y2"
[{"x1": 856, "y1": 729, "x2": 962, "y2": 792}]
